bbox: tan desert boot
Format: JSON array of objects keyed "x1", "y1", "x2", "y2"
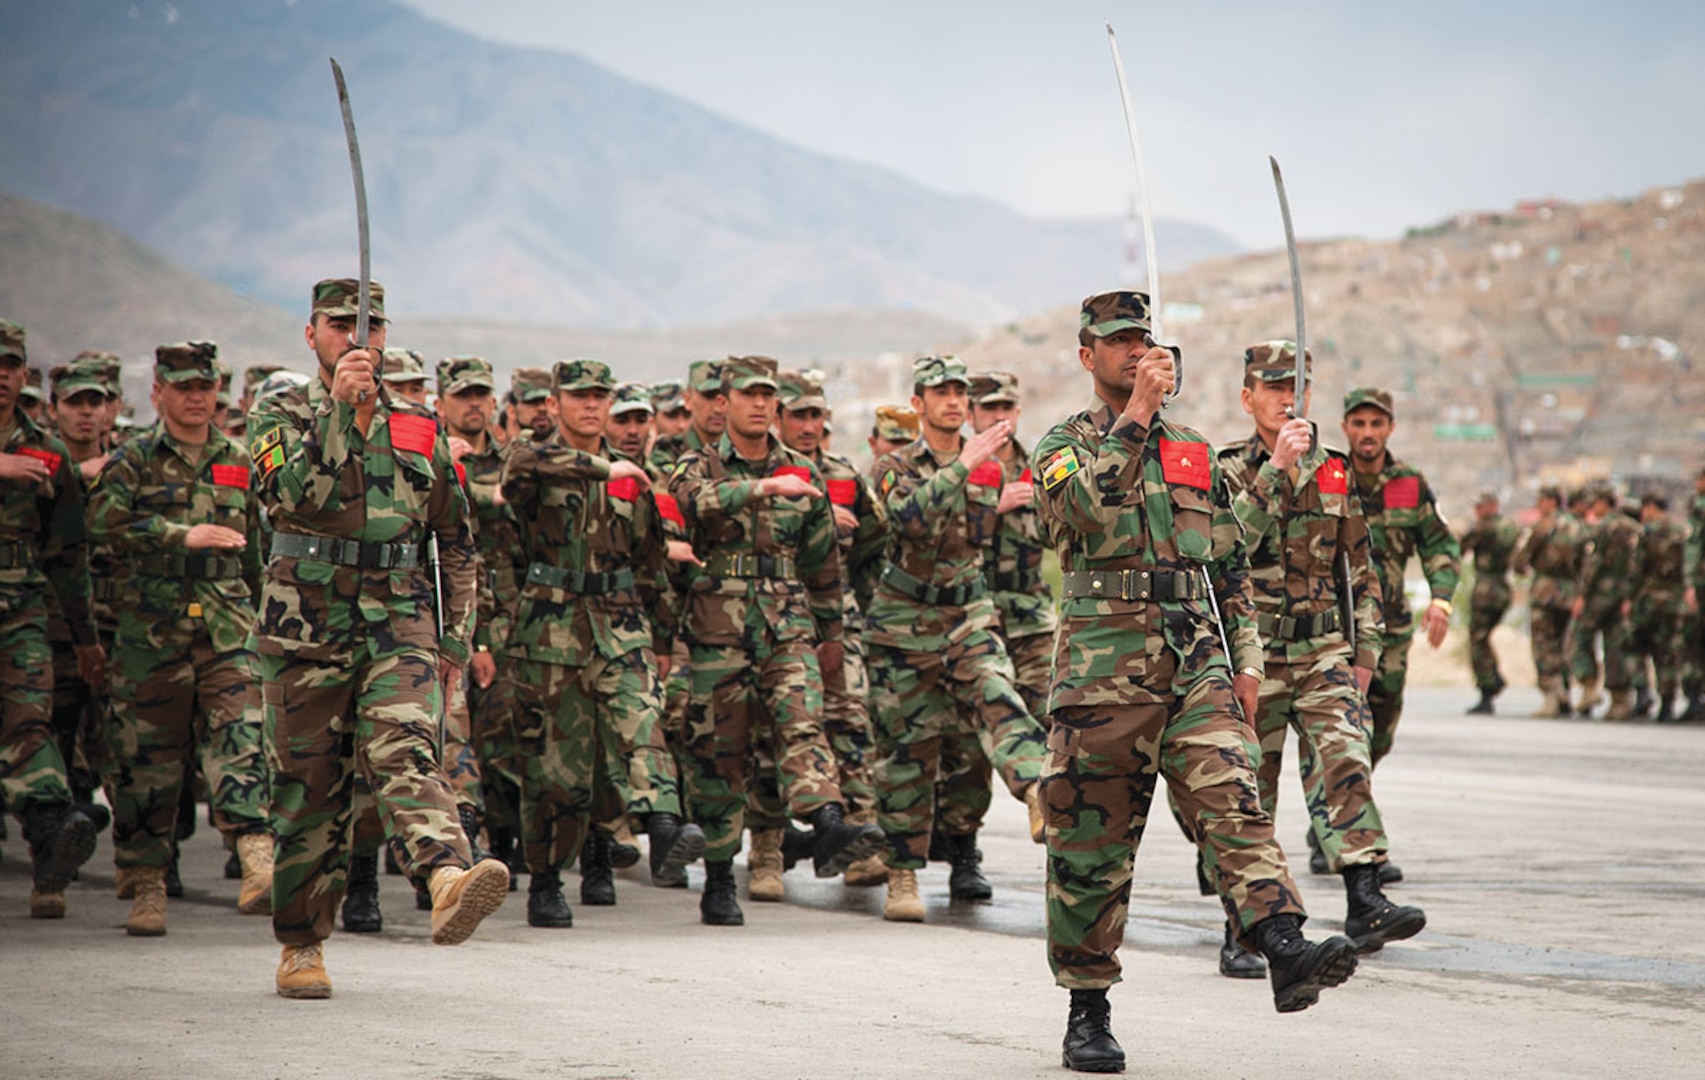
[
  {"x1": 1576, "y1": 677, "x2": 1604, "y2": 715},
  {"x1": 429, "y1": 859, "x2": 510, "y2": 945},
  {"x1": 236, "y1": 832, "x2": 275, "y2": 915},
  {"x1": 125, "y1": 866, "x2": 167, "y2": 937},
  {"x1": 883, "y1": 867, "x2": 926, "y2": 922},
  {"x1": 28, "y1": 889, "x2": 67, "y2": 918},
  {"x1": 1605, "y1": 689, "x2": 1635, "y2": 722},
  {"x1": 1531, "y1": 679, "x2": 1565, "y2": 719},
  {"x1": 276, "y1": 942, "x2": 332, "y2": 999},
  {"x1": 747, "y1": 829, "x2": 785, "y2": 902},
  {"x1": 844, "y1": 849, "x2": 889, "y2": 887},
  {"x1": 1025, "y1": 783, "x2": 1047, "y2": 844}
]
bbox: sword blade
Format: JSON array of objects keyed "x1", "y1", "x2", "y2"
[
  {"x1": 330, "y1": 58, "x2": 372, "y2": 352},
  {"x1": 1106, "y1": 24, "x2": 1163, "y2": 344},
  {"x1": 1270, "y1": 155, "x2": 1308, "y2": 419}
]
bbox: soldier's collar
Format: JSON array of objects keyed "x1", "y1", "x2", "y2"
[{"x1": 716, "y1": 431, "x2": 780, "y2": 463}]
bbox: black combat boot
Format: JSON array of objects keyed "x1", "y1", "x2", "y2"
[
  {"x1": 1466, "y1": 687, "x2": 1496, "y2": 715},
  {"x1": 699, "y1": 860, "x2": 744, "y2": 926},
  {"x1": 1061, "y1": 987, "x2": 1125, "y2": 1073},
  {"x1": 164, "y1": 841, "x2": 184, "y2": 898},
  {"x1": 927, "y1": 822, "x2": 951, "y2": 863},
  {"x1": 26, "y1": 801, "x2": 98, "y2": 897},
  {"x1": 780, "y1": 822, "x2": 815, "y2": 872},
  {"x1": 1681, "y1": 693, "x2": 1705, "y2": 723},
  {"x1": 579, "y1": 831, "x2": 616, "y2": 906},
  {"x1": 946, "y1": 833, "x2": 992, "y2": 901},
  {"x1": 458, "y1": 806, "x2": 492, "y2": 863},
  {"x1": 1654, "y1": 696, "x2": 1677, "y2": 724},
  {"x1": 1251, "y1": 912, "x2": 1359, "y2": 1013},
  {"x1": 341, "y1": 853, "x2": 383, "y2": 933},
  {"x1": 646, "y1": 812, "x2": 706, "y2": 888},
  {"x1": 1342, "y1": 862, "x2": 1426, "y2": 953},
  {"x1": 224, "y1": 849, "x2": 243, "y2": 880},
  {"x1": 809, "y1": 802, "x2": 884, "y2": 879},
  {"x1": 527, "y1": 869, "x2": 574, "y2": 928},
  {"x1": 487, "y1": 825, "x2": 521, "y2": 890},
  {"x1": 1218, "y1": 921, "x2": 1267, "y2": 979},
  {"x1": 1378, "y1": 860, "x2": 1405, "y2": 885},
  {"x1": 1304, "y1": 827, "x2": 1329, "y2": 875},
  {"x1": 1632, "y1": 686, "x2": 1654, "y2": 719},
  {"x1": 608, "y1": 831, "x2": 641, "y2": 870}
]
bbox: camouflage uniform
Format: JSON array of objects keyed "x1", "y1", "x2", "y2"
[
  {"x1": 1219, "y1": 346, "x2": 1389, "y2": 876},
  {"x1": 87, "y1": 343, "x2": 270, "y2": 875},
  {"x1": 666, "y1": 358, "x2": 847, "y2": 864},
  {"x1": 1628, "y1": 510, "x2": 1688, "y2": 709},
  {"x1": 248, "y1": 281, "x2": 480, "y2": 946},
  {"x1": 1036, "y1": 298, "x2": 1310, "y2": 990},
  {"x1": 492, "y1": 360, "x2": 681, "y2": 876},
  {"x1": 1684, "y1": 486, "x2": 1705, "y2": 716},
  {"x1": 0, "y1": 321, "x2": 102, "y2": 872},
  {"x1": 1512, "y1": 499, "x2": 1584, "y2": 708},
  {"x1": 1570, "y1": 502, "x2": 1642, "y2": 707},
  {"x1": 1343, "y1": 390, "x2": 1460, "y2": 762},
  {"x1": 1459, "y1": 506, "x2": 1521, "y2": 696},
  {"x1": 866, "y1": 356, "x2": 1047, "y2": 871}
]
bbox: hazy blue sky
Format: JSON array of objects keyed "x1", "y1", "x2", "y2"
[{"x1": 398, "y1": 1, "x2": 1705, "y2": 249}]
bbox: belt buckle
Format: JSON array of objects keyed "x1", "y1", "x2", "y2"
[{"x1": 304, "y1": 538, "x2": 321, "y2": 558}]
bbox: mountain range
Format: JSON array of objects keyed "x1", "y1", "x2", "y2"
[{"x1": 0, "y1": 0, "x2": 1240, "y2": 328}]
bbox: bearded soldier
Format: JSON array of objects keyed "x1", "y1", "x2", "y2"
[{"x1": 1513, "y1": 486, "x2": 1585, "y2": 717}]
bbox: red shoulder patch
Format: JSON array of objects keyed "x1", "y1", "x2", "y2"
[
  {"x1": 654, "y1": 491, "x2": 685, "y2": 526},
  {"x1": 1383, "y1": 475, "x2": 1420, "y2": 508},
  {"x1": 453, "y1": 461, "x2": 468, "y2": 488},
  {"x1": 1318, "y1": 457, "x2": 1349, "y2": 495},
  {"x1": 210, "y1": 464, "x2": 250, "y2": 489},
  {"x1": 16, "y1": 446, "x2": 63, "y2": 474},
  {"x1": 606, "y1": 476, "x2": 640, "y2": 501},
  {"x1": 1019, "y1": 467, "x2": 1033, "y2": 485},
  {"x1": 967, "y1": 461, "x2": 1004, "y2": 487},
  {"x1": 826, "y1": 478, "x2": 857, "y2": 506},
  {"x1": 1159, "y1": 439, "x2": 1211, "y2": 490},
  {"x1": 388, "y1": 413, "x2": 437, "y2": 456}
]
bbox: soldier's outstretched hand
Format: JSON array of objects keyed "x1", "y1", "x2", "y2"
[
  {"x1": 609, "y1": 459, "x2": 651, "y2": 489},
  {"x1": 184, "y1": 524, "x2": 248, "y2": 550},
  {"x1": 961, "y1": 419, "x2": 1012, "y2": 471},
  {"x1": 761, "y1": 471, "x2": 821, "y2": 499},
  {"x1": 75, "y1": 643, "x2": 106, "y2": 687},
  {"x1": 0, "y1": 452, "x2": 51, "y2": 485}
]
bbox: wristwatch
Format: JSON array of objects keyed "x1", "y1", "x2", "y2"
[
  {"x1": 1428, "y1": 597, "x2": 1454, "y2": 616},
  {"x1": 1237, "y1": 666, "x2": 1263, "y2": 680}
]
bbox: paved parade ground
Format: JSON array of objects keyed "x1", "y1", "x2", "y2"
[{"x1": 3, "y1": 688, "x2": 1702, "y2": 1080}]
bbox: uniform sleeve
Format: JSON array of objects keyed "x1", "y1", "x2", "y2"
[
  {"x1": 427, "y1": 432, "x2": 477, "y2": 667},
  {"x1": 1034, "y1": 418, "x2": 1147, "y2": 534},
  {"x1": 1341, "y1": 484, "x2": 1385, "y2": 671},
  {"x1": 846, "y1": 472, "x2": 891, "y2": 609},
  {"x1": 672, "y1": 456, "x2": 763, "y2": 519},
  {"x1": 1686, "y1": 509, "x2": 1704, "y2": 591},
  {"x1": 40, "y1": 443, "x2": 97, "y2": 647},
  {"x1": 241, "y1": 474, "x2": 265, "y2": 599},
  {"x1": 1203, "y1": 461, "x2": 1264, "y2": 674},
  {"x1": 1228, "y1": 458, "x2": 1289, "y2": 545},
  {"x1": 797, "y1": 469, "x2": 844, "y2": 644},
  {"x1": 881, "y1": 451, "x2": 969, "y2": 540},
  {"x1": 249, "y1": 390, "x2": 356, "y2": 516},
  {"x1": 635, "y1": 489, "x2": 677, "y2": 656},
  {"x1": 89, "y1": 442, "x2": 192, "y2": 552}
]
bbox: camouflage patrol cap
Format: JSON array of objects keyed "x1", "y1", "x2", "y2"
[
  {"x1": 311, "y1": 278, "x2": 387, "y2": 322},
  {"x1": 154, "y1": 341, "x2": 221, "y2": 384},
  {"x1": 687, "y1": 359, "x2": 723, "y2": 395},
  {"x1": 650, "y1": 378, "x2": 685, "y2": 413},
  {"x1": 969, "y1": 370, "x2": 1020, "y2": 405},
  {"x1": 437, "y1": 355, "x2": 495, "y2": 395},
  {"x1": 873, "y1": 404, "x2": 920, "y2": 441},
  {"x1": 610, "y1": 382, "x2": 654, "y2": 417},
  {"x1": 554, "y1": 359, "x2": 615, "y2": 393},
  {"x1": 721, "y1": 355, "x2": 779, "y2": 392},
  {"x1": 215, "y1": 360, "x2": 233, "y2": 391},
  {"x1": 73, "y1": 350, "x2": 124, "y2": 397},
  {"x1": 242, "y1": 364, "x2": 284, "y2": 394},
  {"x1": 20, "y1": 366, "x2": 43, "y2": 402},
  {"x1": 0, "y1": 320, "x2": 24, "y2": 362},
  {"x1": 379, "y1": 348, "x2": 427, "y2": 384},
  {"x1": 256, "y1": 369, "x2": 311, "y2": 402},
  {"x1": 51, "y1": 363, "x2": 107, "y2": 400},
  {"x1": 777, "y1": 369, "x2": 828, "y2": 412},
  {"x1": 912, "y1": 355, "x2": 969, "y2": 389},
  {"x1": 1080, "y1": 290, "x2": 1152, "y2": 338},
  {"x1": 1243, "y1": 341, "x2": 1313, "y2": 382},
  {"x1": 1537, "y1": 484, "x2": 1565, "y2": 504},
  {"x1": 512, "y1": 367, "x2": 551, "y2": 403},
  {"x1": 1344, "y1": 387, "x2": 1395, "y2": 418},
  {"x1": 1475, "y1": 488, "x2": 1500, "y2": 506}
]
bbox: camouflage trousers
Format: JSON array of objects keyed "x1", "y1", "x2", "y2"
[
  {"x1": 821, "y1": 631, "x2": 876, "y2": 820},
  {"x1": 259, "y1": 646, "x2": 472, "y2": 946},
  {"x1": 1257, "y1": 643, "x2": 1388, "y2": 873},
  {"x1": 0, "y1": 601, "x2": 74, "y2": 817},
  {"x1": 50, "y1": 634, "x2": 110, "y2": 800},
  {"x1": 1569, "y1": 603, "x2": 1635, "y2": 691},
  {"x1": 1468, "y1": 598, "x2": 1511, "y2": 692},
  {"x1": 1530, "y1": 603, "x2": 1573, "y2": 692},
  {"x1": 104, "y1": 631, "x2": 269, "y2": 869},
  {"x1": 1002, "y1": 628, "x2": 1057, "y2": 728},
  {"x1": 1364, "y1": 616, "x2": 1414, "y2": 768},
  {"x1": 867, "y1": 631, "x2": 1047, "y2": 870},
  {"x1": 1683, "y1": 609, "x2": 1705, "y2": 699},
  {"x1": 660, "y1": 638, "x2": 693, "y2": 808},
  {"x1": 510, "y1": 648, "x2": 677, "y2": 873},
  {"x1": 1044, "y1": 659, "x2": 1307, "y2": 990},
  {"x1": 470, "y1": 666, "x2": 522, "y2": 836},
  {"x1": 443, "y1": 676, "x2": 482, "y2": 814},
  {"x1": 684, "y1": 638, "x2": 841, "y2": 863},
  {"x1": 1629, "y1": 598, "x2": 1686, "y2": 697}
]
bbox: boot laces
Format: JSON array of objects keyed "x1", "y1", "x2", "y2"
[{"x1": 283, "y1": 942, "x2": 323, "y2": 973}]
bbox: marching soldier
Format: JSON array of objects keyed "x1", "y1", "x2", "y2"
[
  {"x1": 1037, "y1": 294, "x2": 1362, "y2": 1071},
  {"x1": 1570, "y1": 487, "x2": 1642, "y2": 719},
  {"x1": 1460, "y1": 491, "x2": 1521, "y2": 715},
  {"x1": 650, "y1": 359, "x2": 726, "y2": 474},
  {"x1": 0, "y1": 319, "x2": 107, "y2": 919},
  {"x1": 1627, "y1": 493, "x2": 1687, "y2": 723},
  {"x1": 87, "y1": 342, "x2": 275, "y2": 935},
  {"x1": 19, "y1": 365, "x2": 45, "y2": 424},
  {"x1": 1683, "y1": 468, "x2": 1705, "y2": 721},
  {"x1": 1220, "y1": 342, "x2": 1423, "y2": 958},
  {"x1": 866, "y1": 355, "x2": 1047, "y2": 921},
  {"x1": 249, "y1": 279, "x2": 508, "y2": 1000},
  {"x1": 1513, "y1": 486, "x2": 1585, "y2": 717},
  {"x1": 667, "y1": 355, "x2": 883, "y2": 927},
  {"x1": 379, "y1": 348, "x2": 430, "y2": 406},
  {"x1": 867, "y1": 404, "x2": 919, "y2": 466},
  {"x1": 509, "y1": 368, "x2": 555, "y2": 443},
  {"x1": 648, "y1": 379, "x2": 690, "y2": 442},
  {"x1": 494, "y1": 360, "x2": 702, "y2": 926}
]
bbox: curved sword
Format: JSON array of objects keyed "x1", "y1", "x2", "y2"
[
  {"x1": 1106, "y1": 24, "x2": 1180, "y2": 406},
  {"x1": 330, "y1": 58, "x2": 372, "y2": 402},
  {"x1": 1269, "y1": 155, "x2": 1307, "y2": 420}
]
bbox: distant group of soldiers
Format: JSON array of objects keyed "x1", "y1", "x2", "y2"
[{"x1": 3, "y1": 280, "x2": 1701, "y2": 1070}]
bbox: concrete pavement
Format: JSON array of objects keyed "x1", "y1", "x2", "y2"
[{"x1": 2, "y1": 688, "x2": 1701, "y2": 1079}]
